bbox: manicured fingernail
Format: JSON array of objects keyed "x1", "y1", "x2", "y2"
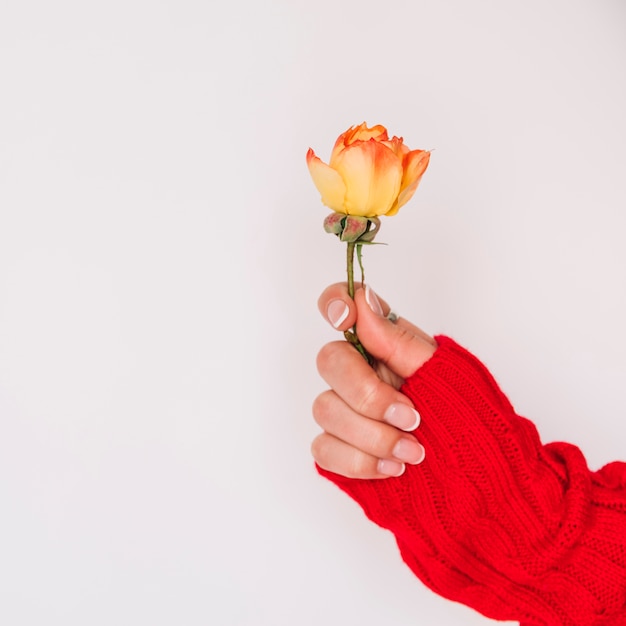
[
  {"x1": 327, "y1": 299, "x2": 349, "y2": 328},
  {"x1": 384, "y1": 403, "x2": 421, "y2": 432},
  {"x1": 377, "y1": 459, "x2": 405, "y2": 477},
  {"x1": 392, "y1": 438, "x2": 426, "y2": 465},
  {"x1": 365, "y1": 284, "x2": 384, "y2": 316}
]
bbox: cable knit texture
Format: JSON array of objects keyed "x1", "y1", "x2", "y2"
[{"x1": 318, "y1": 336, "x2": 626, "y2": 625}]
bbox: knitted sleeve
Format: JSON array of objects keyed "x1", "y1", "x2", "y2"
[{"x1": 317, "y1": 336, "x2": 626, "y2": 626}]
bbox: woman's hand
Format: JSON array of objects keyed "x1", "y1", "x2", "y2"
[{"x1": 312, "y1": 283, "x2": 436, "y2": 479}]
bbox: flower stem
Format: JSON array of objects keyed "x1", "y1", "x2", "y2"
[
  {"x1": 344, "y1": 242, "x2": 372, "y2": 364},
  {"x1": 347, "y1": 241, "x2": 356, "y2": 299}
]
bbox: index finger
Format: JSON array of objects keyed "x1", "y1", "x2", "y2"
[
  {"x1": 316, "y1": 339, "x2": 417, "y2": 424},
  {"x1": 318, "y1": 283, "x2": 436, "y2": 350}
]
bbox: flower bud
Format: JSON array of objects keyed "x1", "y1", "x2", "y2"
[{"x1": 323, "y1": 213, "x2": 380, "y2": 243}]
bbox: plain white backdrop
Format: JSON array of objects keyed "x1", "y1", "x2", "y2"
[{"x1": 1, "y1": 1, "x2": 625, "y2": 624}]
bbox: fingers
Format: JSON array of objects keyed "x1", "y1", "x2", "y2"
[
  {"x1": 355, "y1": 286, "x2": 436, "y2": 379},
  {"x1": 318, "y1": 283, "x2": 358, "y2": 330},
  {"x1": 314, "y1": 389, "x2": 422, "y2": 458},
  {"x1": 316, "y1": 340, "x2": 415, "y2": 421},
  {"x1": 312, "y1": 389, "x2": 425, "y2": 479},
  {"x1": 314, "y1": 283, "x2": 433, "y2": 479},
  {"x1": 314, "y1": 340, "x2": 425, "y2": 479},
  {"x1": 318, "y1": 282, "x2": 436, "y2": 379},
  {"x1": 312, "y1": 432, "x2": 407, "y2": 479}
]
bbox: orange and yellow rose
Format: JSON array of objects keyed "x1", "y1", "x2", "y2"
[{"x1": 306, "y1": 122, "x2": 430, "y2": 218}]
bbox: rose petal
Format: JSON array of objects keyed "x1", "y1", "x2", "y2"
[
  {"x1": 331, "y1": 123, "x2": 389, "y2": 163},
  {"x1": 401, "y1": 149, "x2": 430, "y2": 193},
  {"x1": 386, "y1": 150, "x2": 430, "y2": 215},
  {"x1": 387, "y1": 175, "x2": 425, "y2": 216},
  {"x1": 306, "y1": 148, "x2": 347, "y2": 213},
  {"x1": 332, "y1": 140, "x2": 403, "y2": 217},
  {"x1": 346, "y1": 123, "x2": 388, "y2": 145},
  {"x1": 382, "y1": 136, "x2": 409, "y2": 158}
]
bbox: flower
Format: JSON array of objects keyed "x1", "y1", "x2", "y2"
[
  {"x1": 306, "y1": 123, "x2": 432, "y2": 364},
  {"x1": 306, "y1": 122, "x2": 430, "y2": 218}
]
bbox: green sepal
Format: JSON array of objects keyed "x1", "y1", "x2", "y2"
[
  {"x1": 323, "y1": 213, "x2": 382, "y2": 244},
  {"x1": 356, "y1": 243, "x2": 365, "y2": 284}
]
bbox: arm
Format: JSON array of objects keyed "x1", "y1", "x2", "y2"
[{"x1": 313, "y1": 285, "x2": 626, "y2": 626}]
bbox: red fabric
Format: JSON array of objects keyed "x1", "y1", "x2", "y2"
[{"x1": 318, "y1": 336, "x2": 626, "y2": 625}]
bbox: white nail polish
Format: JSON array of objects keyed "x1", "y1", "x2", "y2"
[
  {"x1": 327, "y1": 300, "x2": 349, "y2": 328},
  {"x1": 365, "y1": 285, "x2": 384, "y2": 316},
  {"x1": 384, "y1": 403, "x2": 421, "y2": 432},
  {"x1": 378, "y1": 459, "x2": 406, "y2": 477}
]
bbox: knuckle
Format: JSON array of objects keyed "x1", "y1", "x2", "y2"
[
  {"x1": 316, "y1": 341, "x2": 342, "y2": 377},
  {"x1": 311, "y1": 390, "x2": 335, "y2": 428},
  {"x1": 346, "y1": 452, "x2": 371, "y2": 479},
  {"x1": 310, "y1": 434, "x2": 371, "y2": 479},
  {"x1": 388, "y1": 324, "x2": 412, "y2": 360},
  {"x1": 365, "y1": 425, "x2": 398, "y2": 458},
  {"x1": 386, "y1": 325, "x2": 425, "y2": 367},
  {"x1": 355, "y1": 376, "x2": 385, "y2": 417},
  {"x1": 310, "y1": 434, "x2": 330, "y2": 466}
]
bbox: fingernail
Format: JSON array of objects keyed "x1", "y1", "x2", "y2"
[
  {"x1": 392, "y1": 438, "x2": 426, "y2": 465},
  {"x1": 327, "y1": 299, "x2": 349, "y2": 328},
  {"x1": 377, "y1": 459, "x2": 405, "y2": 477},
  {"x1": 365, "y1": 284, "x2": 384, "y2": 316},
  {"x1": 384, "y1": 403, "x2": 421, "y2": 432}
]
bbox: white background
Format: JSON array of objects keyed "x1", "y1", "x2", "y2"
[{"x1": 1, "y1": 1, "x2": 625, "y2": 624}]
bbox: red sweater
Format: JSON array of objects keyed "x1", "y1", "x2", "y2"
[{"x1": 318, "y1": 336, "x2": 626, "y2": 625}]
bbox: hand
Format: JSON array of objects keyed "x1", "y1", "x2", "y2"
[
  {"x1": 313, "y1": 288, "x2": 611, "y2": 626},
  {"x1": 312, "y1": 283, "x2": 437, "y2": 479}
]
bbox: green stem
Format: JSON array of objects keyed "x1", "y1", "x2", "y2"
[
  {"x1": 347, "y1": 242, "x2": 356, "y2": 300},
  {"x1": 344, "y1": 241, "x2": 372, "y2": 364}
]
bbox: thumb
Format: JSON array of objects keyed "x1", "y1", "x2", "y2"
[{"x1": 355, "y1": 285, "x2": 436, "y2": 379}]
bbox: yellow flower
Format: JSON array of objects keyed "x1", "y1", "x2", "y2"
[{"x1": 306, "y1": 122, "x2": 430, "y2": 218}]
